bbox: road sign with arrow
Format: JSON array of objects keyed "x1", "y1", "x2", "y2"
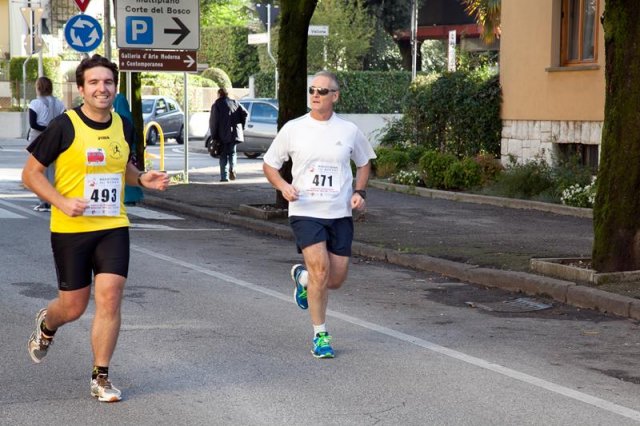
[
  {"x1": 119, "y1": 49, "x2": 197, "y2": 72},
  {"x1": 116, "y1": 0, "x2": 199, "y2": 50},
  {"x1": 64, "y1": 14, "x2": 103, "y2": 53}
]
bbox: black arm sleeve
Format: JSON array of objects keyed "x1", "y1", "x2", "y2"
[
  {"x1": 26, "y1": 114, "x2": 74, "y2": 167},
  {"x1": 29, "y1": 109, "x2": 46, "y2": 131}
]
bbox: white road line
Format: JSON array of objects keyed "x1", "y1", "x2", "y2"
[
  {"x1": 132, "y1": 244, "x2": 640, "y2": 423},
  {"x1": 127, "y1": 206, "x2": 184, "y2": 220},
  {"x1": 0, "y1": 199, "x2": 42, "y2": 217},
  {"x1": 0, "y1": 207, "x2": 26, "y2": 219}
]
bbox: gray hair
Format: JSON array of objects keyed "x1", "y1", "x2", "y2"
[{"x1": 313, "y1": 70, "x2": 340, "y2": 91}]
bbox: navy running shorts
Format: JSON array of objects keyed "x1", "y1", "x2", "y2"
[
  {"x1": 289, "y1": 216, "x2": 353, "y2": 257},
  {"x1": 50, "y1": 227, "x2": 130, "y2": 291}
]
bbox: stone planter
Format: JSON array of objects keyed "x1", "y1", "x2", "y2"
[
  {"x1": 0, "y1": 111, "x2": 26, "y2": 138},
  {"x1": 530, "y1": 257, "x2": 640, "y2": 285}
]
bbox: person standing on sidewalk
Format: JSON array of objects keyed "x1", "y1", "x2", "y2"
[
  {"x1": 262, "y1": 70, "x2": 376, "y2": 358},
  {"x1": 22, "y1": 54, "x2": 169, "y2": 402},
  {"x1": 208, "y1": 88, "x2": 248, "y2": 182},
  {"x1": 28, "y1": 76, "x2": 66, "y2": 212}
]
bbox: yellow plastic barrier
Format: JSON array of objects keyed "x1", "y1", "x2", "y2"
[{"x1": 143, "y1": 121, "x2": 165, "y2": 171}]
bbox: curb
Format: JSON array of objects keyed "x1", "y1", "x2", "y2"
[
  {"x1": 368, "y1": 180, "x2": 593, "y2": 219},
  {"x1": 143, "y1": 195, "x2": 639, "y2": 321}
]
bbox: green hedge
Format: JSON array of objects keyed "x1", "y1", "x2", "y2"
[
  {"x1": 402, "y1": 69, "x2": 502, "y2": 157},
  {"x1": 198, "y1": 26, "x2": 259, "y2": 87},
  {"x1": 253, "y1": 70, "x2": 411, "y2": 113},
  {"x1": 9, "y1": 56, "x2": 62, "y2": 99},
  {"x1": 141, "y1": 73, "x2": 217, "y2": 110}
]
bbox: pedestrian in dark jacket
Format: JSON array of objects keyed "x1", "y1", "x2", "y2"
[{"x1": 208, "y1": 88, "x2": 248, "y2": 182}]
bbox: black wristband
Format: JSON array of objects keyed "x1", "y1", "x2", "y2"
[
  {"x1": 354, "y1": 189, "x2": 366, "y2": 200},
  {"x1": 137, "y1": 172, "x2": 146, "y2": 188}
]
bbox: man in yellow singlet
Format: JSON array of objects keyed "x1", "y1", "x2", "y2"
[{"x1": 22, "y1": 55, "x2": 169, "y2": 402}]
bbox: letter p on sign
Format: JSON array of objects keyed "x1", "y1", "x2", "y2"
[{"x1": 126, "y1": 17, "x2": 153, "y2": 44}]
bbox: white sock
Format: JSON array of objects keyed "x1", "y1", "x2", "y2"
[
  {"x1": 313, "y1": 324, "x2": 327, "y2": 337},
  {"x1": 299, "y1": 269, "x2": 309, "y2": 287}
]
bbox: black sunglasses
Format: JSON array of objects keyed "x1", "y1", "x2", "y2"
[{"x1": 308, "y1": 86, "x2": 337, "y2": 96}]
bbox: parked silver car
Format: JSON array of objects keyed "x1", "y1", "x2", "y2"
[
  {"x1": 205, "y1": 98, "x2": 278, "y2": 159},
  {"x1": 142, "y1": 95, "x2": 185, "y2": 145}
]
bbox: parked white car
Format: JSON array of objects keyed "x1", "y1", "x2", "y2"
[{"x1": 204, "y1": 98, "x2": 278, "y2": 159}]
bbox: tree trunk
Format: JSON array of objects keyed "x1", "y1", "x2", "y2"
[
  {"x1": 592, "y1": 2, "x2": 640, "y2": 272},
  {"x1": 273, "y1": 0, "x2": 317, "y2": 209},
  {"x1": 398, "y1": 39, "x2": 422, "y2": 72}
]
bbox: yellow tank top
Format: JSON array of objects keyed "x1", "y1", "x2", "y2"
[{"x1": 51, "y1": 110, "x2": 130, "y2": 233}]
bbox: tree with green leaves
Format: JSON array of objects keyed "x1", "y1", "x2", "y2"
[
  {"x1": 592, "y1": 3, "x2": 640, "y2": 272},
  {"x1": 307, "y1": 0, "x2": 374, "y2": 71},
  {"x1": 460, "y1": 0, "x2": 501, "y2": 44},
  {"x1": 363, "y1": 0, "x2": 423, "y2": 70},
  {"x1": 274, "y1": 0, "x2": 318, "y2": 208},
  {"x1": 200, "y1": 0, "x2": 251, "y2": 27}
]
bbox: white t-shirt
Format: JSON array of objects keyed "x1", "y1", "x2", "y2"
[
  {"x1": 28, "y1": 96, "x2": 66, "y2": 142},
  {"x1": 264, "y1": 113, "x2": 376, "y2": 219}
]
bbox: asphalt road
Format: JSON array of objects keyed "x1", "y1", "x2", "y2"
[{"x1": 1, "y1": 138, "x2": 639, "y2": 425}]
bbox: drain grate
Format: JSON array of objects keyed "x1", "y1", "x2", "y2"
[{"x1": 465, "y1": 297, "x2": 552, "y2": 313}]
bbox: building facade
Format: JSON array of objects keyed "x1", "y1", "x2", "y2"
[{"x1": 500, "y1": 0, "x2": 605, "y2": 169}]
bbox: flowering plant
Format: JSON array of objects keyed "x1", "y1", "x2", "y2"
[
  {"x1": 392, "y1": 170, "x2": 422, "y2": 186},
  {"x1": 560, "y1": 178, "x2": 596, "y2": 208}
]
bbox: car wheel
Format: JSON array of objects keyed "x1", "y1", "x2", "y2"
[
  {"x1": 206, "y1": 137, "x2": 219, "y2": 158},
  {"x1": 244, "y1": 152, "x2": 260, "y2": 159},
  {"x1": 146, "y1": 127, "x2": 158, "y2": 146},
  {"x1": 175, "y1": 125, "x2": 184, "y2": 145}
]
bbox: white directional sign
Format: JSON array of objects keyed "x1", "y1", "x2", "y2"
[
  {"x1": 116, "y1": 0, "x2": 199, "y2": 50},
  {"x1": 247, "y1": 32, "x2": 269, "y2": 45},
  {"x1": 308, "y1": 25, "x2": 329, "y2": 36}
]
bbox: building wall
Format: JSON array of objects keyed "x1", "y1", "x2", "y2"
[
  {"x1": 500, "y1": 0, "x2": 606, "y2": 165},
  {"x1": 0, "y1": 0, "x2": 9, "y2": 57}
]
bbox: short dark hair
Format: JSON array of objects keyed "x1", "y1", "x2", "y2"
[
  {"x1": 36, "y1": 76, "x2": 53, "y2": 96},
  {"x1": 76, "y1": 54, "x2": 119, "y2": 88}
]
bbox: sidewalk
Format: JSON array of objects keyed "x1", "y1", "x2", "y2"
[{"x1": 143, "y1": 167, "x2": 640, "y2": 321}]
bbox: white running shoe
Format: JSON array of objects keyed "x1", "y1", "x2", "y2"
[{"x1": 91, "y1": 376, "x2": 122, "y2": 402}]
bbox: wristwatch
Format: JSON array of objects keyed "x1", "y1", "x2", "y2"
[
  {"x1": 353, "y1": 189, "x2": 367, "y2": 200},
  {"x1": 137, "y1": 172, "x2": 147, "y2": 188}
]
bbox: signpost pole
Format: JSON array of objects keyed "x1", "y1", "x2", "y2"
[
  {"x1": 183, "y1": 72, "x2": 189, "y2": 183},
  {"x1": 267, "y1": 4, "x2": 277, "y2": 98}
]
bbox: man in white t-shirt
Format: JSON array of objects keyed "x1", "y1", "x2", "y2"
[{"x1": 263, "y1": 70, "x2": 376, "y2": 358}]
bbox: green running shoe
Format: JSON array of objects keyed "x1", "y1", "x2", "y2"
[
  {"x1": 311, "y1": 332, "x2": 335, "y2": 358},
  {"x1": 291, "y1": 264, "x2": 308, "y2": 309}
]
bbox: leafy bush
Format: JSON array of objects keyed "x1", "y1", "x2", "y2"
[
  {"x1": 253, "y1": 70, "x2": 411, "y2": 113},
  {"x1": 374, "y1": 146, "x2": 411, "y2": 178},
  {"x1": 418, "y1": 150, "x2": 457, "y2": 189},
  {"x1": 392, "y1": 170, "x2": 422, "y2": 186},
  {"x1": 141, "y1": 73, "x2": 217, "y2": 110},
  {"x1": 405, "y1": 69, "x2": 501, "y2": 157},
  {"x1": 9, "y1": 57, "x2": 62, "y2": 99},
  {"x1": 200, "y1": 67, "x2": 232, "y2": 89},
  {"x1": 199, "y1": 26, "x2": 259, "y2": 87},
  {"x1": 551, "y1": 155, "x2": 594, "y2": 198},
  {"x1": 488, "y1": 157, "x2": 555, "y2": 200},
  {"x1": 474, "y1": 152, "x2": 504, "y2": 185},
  {"x1": 561, "y1": 178, "x2": 597, "y2": 208},
  {"x1": 443, "y1": 158, "x2": 482, "y2": 190}
]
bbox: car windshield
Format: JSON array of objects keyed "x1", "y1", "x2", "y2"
[{"x1": 142, "y1": 99, "x2": 154, "y2": 114}]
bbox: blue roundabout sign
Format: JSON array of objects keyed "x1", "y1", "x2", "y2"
[{"x1": 64, "y1": 14, "x2": 103, "y2": 53}]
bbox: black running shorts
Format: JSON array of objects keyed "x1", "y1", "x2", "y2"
[
  {"x1": 289, "y1": 216, "x2": 353, "y2": 257},
  {"x1": 50, "y1": 227, "x2": 130, "y2": 291}
]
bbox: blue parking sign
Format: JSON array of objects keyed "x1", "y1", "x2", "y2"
[
  {"x1": 64, "y1": 14, "x2": 103, "y2": 53},
  {"x1": 126, "y1": 17, "x2": 153, "y2": 45}
]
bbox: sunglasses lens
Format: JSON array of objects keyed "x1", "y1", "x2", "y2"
[{"x1": 309, "y1": 87, "x2": 332, "y2": 96}]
